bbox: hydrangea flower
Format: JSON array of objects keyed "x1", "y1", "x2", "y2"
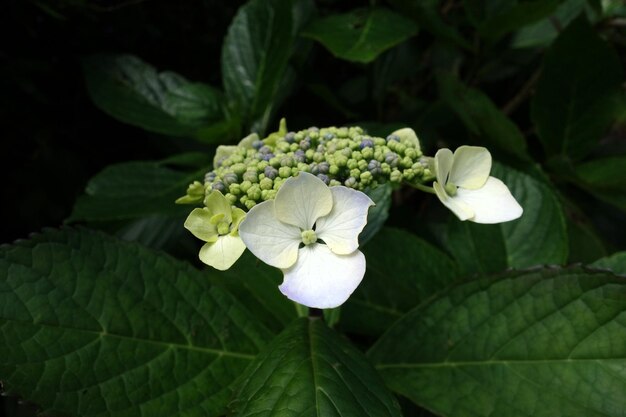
[
  {"x1": 433, "y1": 146, "x2": 523, "y2": 224},
  {"x1": 238, "y1": 172, "x2": 374, "y2": 308},
  {"x1": 184, "y1": 190, "x2": 247, "y2": 270}
]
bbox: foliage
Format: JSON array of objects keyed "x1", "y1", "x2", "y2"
[{"x1": 3, "y1": 0, "x2": 626, "y2": 416}]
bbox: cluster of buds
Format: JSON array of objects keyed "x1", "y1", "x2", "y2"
[{"x1": 177, "y1": 121, "x2": 433, "y2": 211}]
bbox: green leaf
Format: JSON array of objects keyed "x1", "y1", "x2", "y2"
[
  {"x1": 386, "y1": 0, "x2": 472, "y2": 50},
  {"x1": 531, "y1": 16, "x2": 624, "y2": 160},
  {"x1": 592, "y1": 252, "x2": 626, "y2": 273},
  {"x1": 222, "y1": 0, "x2": 314, "y2": 133},
  {"x1": 230, "y1": 318, "x2": 402, "y2": 416},
  {"x1": 302, "y1": 8, "x2": 418, "y2": 64},
  {"x1": 342, "y1": 228, "x2": 459, "y2": 336},
  {"x1": 575, "y1": 156, "x2": 626, "y2": 212},
  {"x1": 359, "y1": 182, "x2": 394, "y2": 246},
  {"x1": 512, "y1": 0, "x2": 587, "y2": 48},
  {"x1": 83, "y1": 54, "x2": 228, "y2": 141},
  {"x1": 0, "y1": 228, "x2": 273, "y2": 417},
  {"x1": 69, "y1": 161, "x2": 204, "y2": 222},
  {"x1": 369, "y1": 266, "x2": 626, "y2": 417},
  {"x1": 467, "y1": 0, "x2": 562, "y2": 41},
  {"x1": 439, "y1": 163, "x2": 568, "y2": 271},
  {"x1": 437, "y1": 72, "x2": 529, "y2": 160},
  {"x1": 211, "y1": 251, "x2": 299, "y2": 333}
]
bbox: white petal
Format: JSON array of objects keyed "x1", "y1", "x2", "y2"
[
  {"x1": 433, "y1": 181, "x2": 473, "y2": 221},
  {"x1": 455, "y1": 177, "x2": 523, "y2": 224},
  {"x1": 279, "y1": 244, "x2": 365, "y2": 309},
  {"x1": 315, "y1": 186, "x2": 374, "y2": 255},
  {"x1": 274, "y1": 172, "x2": 333, "y2": 229},
  {"x1": 449, "y1": 146, "x2": 491, "y2": 189},
  {"x1": 434, "y1": 148, "x2": 453, "y2": 184},
  {"x1": 199, "y1": 235, "x2": 246, "y2": 271},
  {"x1": 238, "y1": 200, "x2": 301, "y2": 269}
]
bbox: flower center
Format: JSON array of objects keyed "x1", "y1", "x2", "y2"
[
  {"x1": 217, "y1": 221, "x2": 230, "y2": 235},
  {"x1": 444, "y1": 182, "x2": 458, "y2": 196},
  {"x1": 301, "y1": 229, "x2": 317, "y2": 246}
]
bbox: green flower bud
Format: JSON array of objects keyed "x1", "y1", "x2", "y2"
[
  {"x1": 257, "y1": 160, "x2": 269, "y2": 170},
  {"x1": 247, "y1": 184, "x2": 262, "y2": 201},
  {"x1": 313, "y1": 152, "x2": 324, "y2": 163},
  {"x1": 381, "y1": 162, "x2": 391, "y2": 175},
  {"x1": 357, "y1": 159, "x2": 368, "y2": 171},
  {"x1": 351, "y1": 151, "x2": 363, "y2": 161},
  {"x1": 400, "y1": 156, "x2": 413, "y2": 169},
  {"x1": 361, "y1": 147, "x2": 374, "y2": 159},
  {"x1": 329, "y1": 179, "x2": 341, "y2": 186},
  {"x1": 335, "y1": 154, "x2": 348, "y2": 167},
  {"x1": 229, "y1": 183, "x2": 242, "y2": 195},
  {"x1": 395, "y1": 143, "x2": 407, "y2": 154},
  {"x1": 374, "y1": 138, "x2": 386, "y2": 146},
  {"x1": 341, "y1": 148, "x2": 352, "y2": 158},
  {"x1": 295, "y1": 132, "x2": 305, "y2": 141},
  {"x1": 217, "y1": 221, "x2": 230, "y2": 235},
  {"x1": 350, "y1": 168, "x2": 361, "y2": 178},
  {"x1": 337, "y1": 128, "x2": 349, "y2": 138},
  {"x1": 290, "y1": 143, "x2": 299, "y2": 152},
  {"x1": 309, "y1": 130, "x2": 319, "y2": 140},
  {"x1": 231, "y1": 154, "x2": 244, "y2": 164},
  {"x1": 347, "y1": 159, "x2": 358, "y2": 170},
  {"x1": 297, "y1": 162, "x2": 310, "y2": 172},
  {"x1": 243, "y1": 170, "x2": 258, "y2": 183},
  {"x1": 240, "y1": 180, "x2": 252, "y2": 193},
  {"x1": 262, "y1": 189, "x2": 277, "y2": 200},
  {"x1": 260, "y1": 177, "x2": 273, "y2": 190},
  {"x1": 360, "y1": 171, "x2": 373, "y2": 184},
  {"x1": 329, "y1": 164, "x2": 340, "y2": 175},
  {"x1": 225, "y1": 193, "x2": 238, "y2": 205},
  {"x1": 276, "y1": 142, "x2": 290, "y2": 153},
  {"x1": 305, "y1": 149, "x2": 315, "y2": 160},
  {"x1": 404, "y1": 148, "x2": 417, "y2": 160},
  {"x1": 231, "y1": 163, "x2": 247, "y2": 175},
  {"x1": 273, "y1": 177, "x2": 284, "y2": 190},
  {"x1": 403, "y1": 169, "x2": 416, "y2": 181},
  {"x1": 269, "y1": 157, "x2": 281, "y2": 168},
  {"x1": 245, "y1": 199, "x2": 256, "y2": 210},
  {"x1": 279, "y1": 166, "x2": 292, "y2": 178},
  {"x1": 390, "y1": 169, "x2": 403, "y2": 183}
]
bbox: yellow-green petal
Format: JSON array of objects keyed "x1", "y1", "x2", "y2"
[
  {"x1": 184, "y1": 208, "x2": 219, "y2": 242},
  {"x1": 391, "y1": 127, "x2": 420, "y2": 151},
  {"x1": 230, "y1": 207, "x2": 246, "y2": 236},
  {"x1": 205, "y1": 190, "x2": 232, "y2": 223},
  {"x1": 198, "y1": 235, "x2": 246, "y2": 271},
  {"x1": 434, "y1": 148, "x2": 453, "y2": 185},
  {"x1": 449, "y1": 146, "x2": 491, "y2": 190}
]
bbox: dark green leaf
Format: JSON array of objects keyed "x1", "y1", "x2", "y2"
[
  {"x1": 512, "y1": 0, "x2": 586, "y2": 48},
  {"x1": 468, "y1": 0, "x2": 562, "y2": 41},
  {"x1": 0, "y1": 228, "x2": 273, "y2": 417},
  {"x1": 222, "y1": 0, "x2": 314, "y2": 133},
  {"x1": 359, "y1": 182, "x2": 393, "y2": 246},
  {"x1": 369, "y1": 266, "x2": 626, "y2": 417},
  {"x1": 69, "y1": 161, "x2": 204, "y2": 222},
  {"x1": 83, "y1": 54, "x2": 228, "y2": 141},
  {"x1": 575, "y1": 156, "x2": 626, "y2": 212},
  {"x1": 211, "y1": 251, "x2": 299, "y2": 333},
  {"x1": 437, "y1": 72, "x2": 529, "y2": 160},
  {"x1": 230, "y1": 318, "x2": 402, "y2": 417},
  {"x1": 342, "y1": 228, "x2": 459, "y2": 336},
  {"x1": 531, "y1": 16, "x2": 624, "y2": 160},
  {"x1": 386, "y1": 0, "x2": 472, "y2": 50},
  {"x1": 592, "y1": 252, "x2": 626, "y2": 273},
  {"x1": 302, "y1": 8, "x2": 418, "y2": 64},
  {"x1": 439, "y1": 163, "x2": 568, "y2": 271}
]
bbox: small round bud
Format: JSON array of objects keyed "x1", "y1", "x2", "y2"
[
  {"x1": 231, "y1": 163, "x2": 247, "y2": 176},
  {"x1": 361, "y1": 147, "x2": 374, "y2": 159},
  {"x1": 329, "y1": 164, "x2": 340, "y2": 175},
  {"x1": 344, "y1": 177, "x2": 357, "y2": 188},
  {"x1": 347, "y1": 159, "x2": 358, "y2": 170},
  {"x1": 264, "y1": 165, "x2": 278, "y2": 179},
  {"x1": 229, "y1": 183, "x2": 242, "y2": 195},
  {"x1": 359, "y1": 138, "x2": 374, "y2": 149},
  {"x1": 260, "y1": 177, "x2": 273, "y2": 190},
  {"x1": 390, "y1": 169, "x2": 403, "y2": 183},
  {"x1": 247, "y1": 184, "x2": 262, "y2": 201},
  {"x1": 212, "y1": 182, "x2": 226, "y2": 192},
  {"x1": 284, "y1": 132, "x2": 296, "y2": 143},
  {"x1": 279, "y1": 166, "x2": 292, "y2": 178},
  {"x1": 225, "y1": 193, "x2": 238, "y2": 205},
  {"x1": 329, "y1": 179, "x2": 341, "y2": 186},
  {"x1": 245, "y1": 199, "x2": 256, "y2": 210},
  {"x1": 243, "y1": 170, "x2": 258, "y2": 183},
  {"x1": 240, "y1": 180, "x2": 252, "y2": 193},
  {"x1": 357, "y1": 159, "x2": 368, "y2": 171},
  {"x1": 317, "y1": 174, "x2": 330, "y2": 185},
  {"x1": 217, "y1": 221, "x2": 230, "y2": 235}
]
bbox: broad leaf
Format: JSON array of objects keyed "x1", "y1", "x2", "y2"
[
  {"x1": 439, "y1": 163, "x2": 568, "y2": 272},
  {"x1": 69, "y1": 161, "x2": 204, "y2": 222},
  {"x1": 222, "y1": 0, "x2": 314, "y2": 133},
  {"x1": 592, "y1": 252, "x2": 626, "y2": 274},
  {"x1": 512, "y1": 0, "x2": 587, "y2": 48},
  {"x1": 302, "y1": 8, "x2": 418, "y2": 64},
  {"x1": 0, "y1": 228, "x2": 273, "y2": 417},
  {"x1": 359, "y1": 182, "x2": 393, "y2": 245},
  {"x1": 575, "y1": 156, "x2": 626, "y2": 212},
  {"x1": 437, "y1": 72, "x2": 529, "y2": 160},
  {"x1": 230, "y1": 318, "x2": 402, "y2": 417},
  {"x1": 83, "y1": 54, "x2": 229, "y2": 141},
  {"x1": 342, "y1": 228, "x2": 459, "y2": 336},
  {"x1": 531, "y1": 16, "x2": 624, "y2": 160},
  {"x1": 386, "y1": 0, "x2": 471, "y2": 50},
  {"x1": 466, "y1": 0, "x2": 561, "y2": 41},
  {"x1": 369, "y1": 266, "x2": 626, "y2": 417},
  {"x1": 212, "y1": 251, "x2": 299, "y2": 333}
]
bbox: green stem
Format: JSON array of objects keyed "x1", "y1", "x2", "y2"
[{"x1": 409, "y1": 182, "x2": 436, "y2": 194}]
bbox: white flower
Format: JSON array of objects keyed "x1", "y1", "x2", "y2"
[
  {"x1": 238, "y1": 172, "x2": 374, "y2": 309},
  {"x1": 433, "y1": 146, "x2": 523, "y2": 224},
  {"x1": 184, "y1": 191, "x2": 247, "y2": 271}
]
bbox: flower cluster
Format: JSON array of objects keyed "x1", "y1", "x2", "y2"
[
  {"x1": 177, "y1": 121, "x2": 431, "y2": 210},
  {"x1": 178, "y1": 122, "x2": 523, "y2": 309}
]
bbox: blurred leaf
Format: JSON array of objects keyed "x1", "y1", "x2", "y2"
[
  {"x1": 437, "y1": 72, "x2": 529, "y2": 160},
  {"x1": 512, "y1": 0, "x2": 586, "y2": 48},
  {"x1": 83, "y1": 54, "x2": 229, "y2": 142},
  {"x1": 369, "y1": 266, "x2": 626, "y2": 417},
  {"x1": 563, "y1": 201, "x2": 607, "y2": 263},
  {"x1": 302, "y1": 8, "x2": 418, "y2": 64},
  {"x1": 574, "y1": 156, "x2": 626, "y2": 212},
  {"x1": 531, "y1": 16, "x2": 624, "y2": 160},
  {"x1": 211, "y1": 251, "x2": 299, "y2": 333},
  {"x1": 592, "y1": 252, "x2": 626, "y2": 273},
  {"x1": 439, "y1": 163, "x2": 568, "y2": 272},
  {"x1": 230, "y1": 318, "x2": 402, "y2": 417},
  {"x1": 342, "y1": 228, "x2": 459, "y2": 336},
  {"x1": 69, "y1": 160, "x2": 204, "y2": 222},
  {"x1": 387, "y1": 0, "x2": 472, "y2": 50},
  {"x1": 467, "y1": 0, "x2": 562, "y2": 41},
  {"x1": 0, "y1": 228, "x2": 273, "y2": 417},
  {"x1": 359, "y1": 182, "x2": 394, "y2": 246},
  {"x1": 222, "y1": 0, "x2": 314, "y2": 133}
]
